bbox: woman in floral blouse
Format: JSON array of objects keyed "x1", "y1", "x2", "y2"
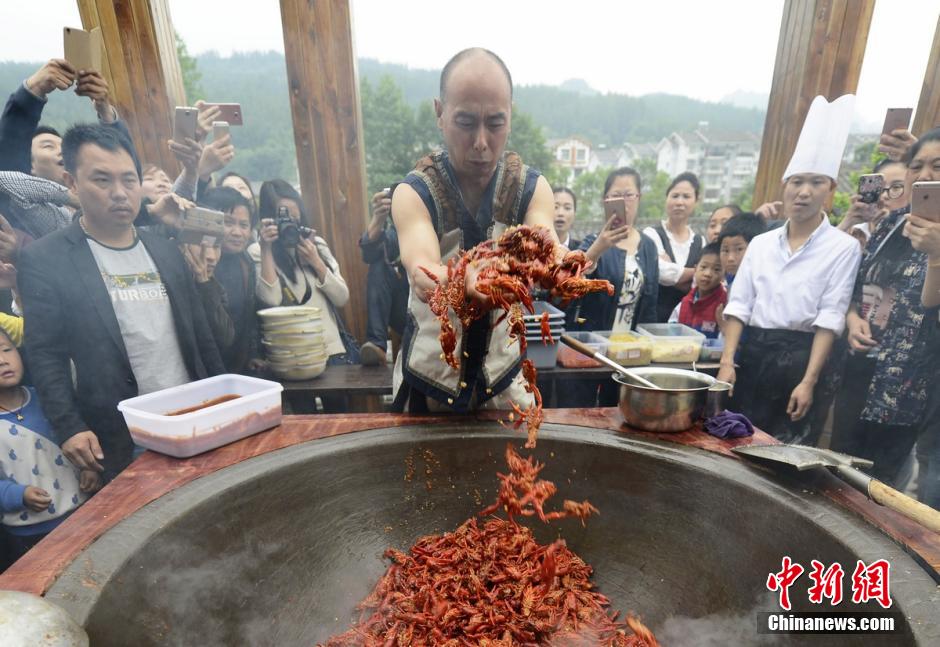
[{"x1": 830, "y1": 129, "x2": 940, "y2": 485}]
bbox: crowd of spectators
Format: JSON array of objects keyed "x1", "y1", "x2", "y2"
[{"x1": 1, "y1": 53, "x2": 939, "y2": 571}]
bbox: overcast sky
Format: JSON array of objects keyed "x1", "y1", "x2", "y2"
[{"x1": 2, "y1": 1, "x2": 936, "y2": 129}]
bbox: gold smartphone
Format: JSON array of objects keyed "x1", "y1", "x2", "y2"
[{"x1": 63, "y1": 26, "x2": 103, "y2": 72}]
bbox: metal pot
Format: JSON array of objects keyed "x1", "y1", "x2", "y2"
[{"x1": 614, "y1": 367, "x2": 718, "y2": 432}]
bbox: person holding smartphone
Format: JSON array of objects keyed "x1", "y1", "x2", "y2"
[
  {"x1": 826, "y1": 128, "x2": 940, "y2": 485},
  {"x1": 561, "y1": 167, "x2": 658, "y2": 406},
  {"x1": 838, "y1": 158, "x2": 909, "y2": 241}
]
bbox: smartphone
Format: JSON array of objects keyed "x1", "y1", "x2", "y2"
[
  {"x1": 858, "y1": 174, "x2": 884, "y2": 205},
  {"x1": 179, "y1": 207, "x2": 225, "y2": 245},
  {"x1": 882, "y1": 108, "x2": 913, "y2": 136},
  {"x1": 174, "y1": 107, "x2": 198, "y2": 142},
  {"x1": 203, "y1": 103, "x2": 243, "y2": 126},
  {"x1": 911, "y1": 181, "x2": 940, "y2": 222},
  {"x1": 63, "y1": 26, "x2": 102, "y2": 72},
  {"x1": 212, "y1": 121, "x2": 230, "y2": 142},
  {"x1": 603, "y1": 197, "x2": 626, "y2": 228}
]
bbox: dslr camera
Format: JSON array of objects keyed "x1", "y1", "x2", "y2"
[{"x1": 276, "y1": 206, "x2": 313, "y2": 247}]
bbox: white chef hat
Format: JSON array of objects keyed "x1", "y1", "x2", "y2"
[{"x1": 782, "y1": 94, "x2": 856, "y2": 182}]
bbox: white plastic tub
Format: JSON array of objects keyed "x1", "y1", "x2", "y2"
[{"x1": 118, "y1": 375, "x2": 283, "y2": 458}]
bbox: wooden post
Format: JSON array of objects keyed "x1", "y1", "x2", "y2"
[
  {"x1": 279, "y1": 0, "x2": 370, "y2": 342},
  {"x1": 913, "y1": 15, "x2": 940, "y2": 136},
  {"x1": 752, "y1": 0, "x2": 875, "y2": 206},
  {"x1": 76, "y1": 0, "x2": 185, "y2": 174}
]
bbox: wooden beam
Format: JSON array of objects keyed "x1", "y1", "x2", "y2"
[
  {"x1": 913, "y1": 15, "x2": 940, "y2": 136},
  {"x1": 753, "y1": 0, "x2": 875, "y2": 206},
  {"x1": 76, "y1": 0, "x2": 185, "y2": 174},
  {"x1": 279, "y1": 0, "x2": 370, "y2": 342}
]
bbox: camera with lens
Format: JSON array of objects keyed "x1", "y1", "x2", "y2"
[{"x1": 276, "y1": 206, "x2": 313, "y2": 247}]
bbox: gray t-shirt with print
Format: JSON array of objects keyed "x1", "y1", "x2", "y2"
[{"x1": 87, "y1": 237, "x2": 191, "y2": 395}]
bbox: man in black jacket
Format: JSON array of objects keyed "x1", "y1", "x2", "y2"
[{"x1": 17, "y1": 124, "x2": 224, "y2": 479}]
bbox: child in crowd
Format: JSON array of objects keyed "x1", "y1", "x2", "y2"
[
  {"x1": 669, "y1": 243, "x2": 726, "y2": 338},
  {"x1": 0, "y1": 329, "x2": 99, "y2": 562},
  {"x1": 705, "y1": 204, "x2": 742, "y2": 244},
  {"x1": 717, "y1": 212, "x2": 765, "y2": 287}
]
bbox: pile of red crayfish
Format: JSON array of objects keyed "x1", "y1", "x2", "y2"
[
  {"x1": 321, "y1": 445, "x2": 658, "y2": 647},
  {"x1": 420, "y1": 225, "x2": 613, "y2": 448}
]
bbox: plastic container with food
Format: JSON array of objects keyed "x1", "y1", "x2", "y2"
[
  {"x1": 700, "y1": 337, "x2": 724, "y2": 362},
  {"x1": 524, "y1": 337, "x2": 559, "y2": 368},
  {"x1": 597, "y1": 330, "x2": 653, "y2": 367},
  {"x1": 556, "y1": 331, "x2": 608, "y2": 367},
  {"x1": 635, "y1": 323, "x2": 706, "y2": 363},
  {"x1": 118, "y1": 375, "x2": 283, "y2": 458}
]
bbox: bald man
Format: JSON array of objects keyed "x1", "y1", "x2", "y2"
[{"x1": 391, "y1": 48, "x2": 560, "y2": 413}]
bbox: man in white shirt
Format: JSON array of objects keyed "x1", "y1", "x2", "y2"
[{"x1": 718, "y1": 172, "x2": 861, "y2": 442}]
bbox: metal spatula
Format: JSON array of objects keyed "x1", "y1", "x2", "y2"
[{"x1": 733, "y1": 444, "x2": 940, "y2": 534}]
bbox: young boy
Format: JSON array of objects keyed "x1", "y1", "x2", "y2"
[
  {"x1": 0, "y1": 329, "x2": 99, "y2": 562},
  {"x1": 669, "y1": 243, "x2": 726, "y2": 338},
  {"x1": 717, "y1": 212, "x2": 765, "y2": 288},
  {"x1": 705, "y1": 204, "x2": 742, "y2": 244}
]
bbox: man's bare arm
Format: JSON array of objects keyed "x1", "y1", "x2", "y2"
[
  {"x1": 392, "y1": 184, "x2": 447, "y2": 302},
  {"x1": 523, "y1": 176, "x2": 561, "y2": 246}
]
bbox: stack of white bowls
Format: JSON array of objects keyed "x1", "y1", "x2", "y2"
[{"x1": 258, "y1": 306, "x2": 328, "y2": 380}]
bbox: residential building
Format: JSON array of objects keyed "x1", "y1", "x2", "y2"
[{"x1": 655, "y1": 126, "x2": 760, "y2": 204}]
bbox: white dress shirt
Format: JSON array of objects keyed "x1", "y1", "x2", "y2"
[
  {"x1": 642, "y1": 222, "x2": 703, "y2": 286},
  {"x1": 724, "y1": 215, "x2": 861, "y2": 335}
]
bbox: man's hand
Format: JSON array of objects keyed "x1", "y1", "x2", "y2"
[
  {"x1": 62, "y1": 431, "x2": 104, "y2": 472},
  {"x1": 367, "y1": 190, "x2": 391, "y2": 242},
  {"x1": 148, "y1": 192, "x2": 194, "y2": 231},
  {"x1": 168, "y1": 138, "x2": 203, "y2": 177},
  {"x1": 787, "y1": 381, "x2": 814, "y2": 421},
  {"x1": 75, "y1": 70, "x2": 115, "y2": 122},
  {"x1": 878, "y1": 130, "x2": 917, "y2": 162},
  {"x1": 0, "y1": 214, "x2": 18, "y2": 264},
  {"x1": 26, "y1": 59, "x2": 76, "y2": 99},
  {"x1": 846, "y1": 311, "x2": 877, "y2": 352},
  {"x1": 755, "y1": 200, "x2": 783, "y2": 221},
  {"x1": 716, "y1": 363, "x2": 736, "y2": 395},
  {"x1": 197, "y1": 135, "x2": 235, "y2": 180},
  {"x1": 194, "y1": 100, "x2": 222, "y2": 143},
  {"x1": 182, "y1": 244, "x2": 211, "y2": 283},
  {"x1": 80, "y1": 469, "x2": 102, "y2": 494},
  {"x1": 23, "y1": 485, "x2": 52, "y2": 512}
]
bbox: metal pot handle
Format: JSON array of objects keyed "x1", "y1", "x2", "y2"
[{"x1": 709, "y1": 380, "x2": 733, "y2": 392}]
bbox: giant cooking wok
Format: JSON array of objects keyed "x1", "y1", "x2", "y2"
[{"x1": 19, "y1": 421, "x2": 940, "y2": 646}]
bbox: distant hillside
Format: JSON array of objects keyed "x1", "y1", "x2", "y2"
[
  {"x1": 356, "y1": 57, "x2": 766, "y2": 144},
  {"x1": 0, "y1": 53, "x2": 766, "y2": 181}
]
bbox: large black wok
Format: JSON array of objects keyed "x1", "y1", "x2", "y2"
[{"x1": 43, "y1": 422, "x2": 940, "y2": 646}]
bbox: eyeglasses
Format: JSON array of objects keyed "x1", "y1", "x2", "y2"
[
  {"x1": 881, "y1": 183, "x2": 905, "y2": 200},
  {"x1": 606, "y1": 192, "x2": 640, "y2": 201}
]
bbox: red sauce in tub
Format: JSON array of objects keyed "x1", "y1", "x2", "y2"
[{"x1": 165, "y1": 394, "x2": 241, "y2": 416}]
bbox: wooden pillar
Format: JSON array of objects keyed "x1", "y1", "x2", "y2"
[
  {"x1": 279, "y1": 0, "x2": 370, "y2": 341},
  {"x1": 76, "y1": 0, "x2": 185, "y2": 174},
  {"x1": 912, "y1": 15, "x2": 940, "y2": 136},
  {"x1": 752, "y1": 0, "x2": 875, "y2": 206}
]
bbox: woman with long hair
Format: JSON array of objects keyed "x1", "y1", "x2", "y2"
[{"x1": 248, "y1": 179, "x2": 351, "y2": 363}]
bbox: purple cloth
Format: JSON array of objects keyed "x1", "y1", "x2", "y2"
[{"x1": 704, "y1": 410, "x2": 754, "y2": 439}]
